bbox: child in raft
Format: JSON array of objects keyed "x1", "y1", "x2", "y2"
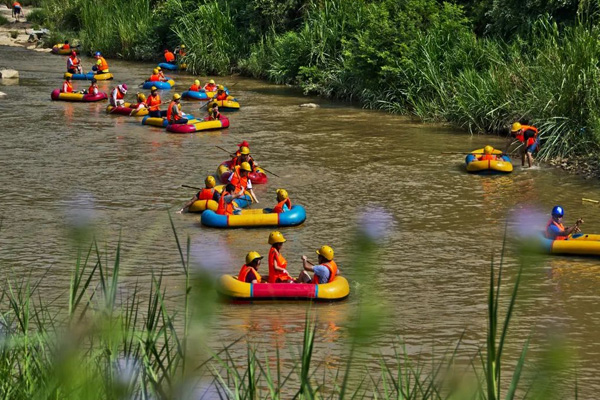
[
  {"x1": 129, "y1": 93, "x2": 148, "y2": 115},
  {"x1": 237, "y1": 252, "x2": 264, "y2": 283},
  {"x1": 267, "y1": 231, "x2": 295, "y2": 283},
  {"x1": 178, "y1": 176, "x2": 221, "y2": 213},
  {"x1": 86, "y1": 78, "x2": 98, "y2": 95}
]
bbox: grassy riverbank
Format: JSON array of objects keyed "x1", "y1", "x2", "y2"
[
  {"x1": 0, "y1": 215, "x2": 576, "y2": 398},
  {"x1": 33, "y1": 0, "x2": 600, "y2": 159}
]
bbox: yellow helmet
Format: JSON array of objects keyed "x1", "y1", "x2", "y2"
[
  {"x1": 156, "y1": 66, "x2": 162, "y2": 71},
  {"x1": 205, "y1": 175, "x2": 215, "y2": 188},
  {"x1": 207, "y1": 107, "x2": 213, "y2": 113},
  {"x1": 240, "y1": 162, "x2": 252, "y2": 172},
  {"x1": 209, "y1": 79, "x2": 215, "y2": 84},
  {"x1": 137, "y1": 93, "x2": 146, "y2": 101},
  {"x1": 276, "y1": 189, "x2": 288, "y2": 201},
  {"x1": 484, "y1": 145, "x2": 494, "y2": 155},
  {"x1": 194, "y1": 79, "x2": 200, "y2": 85},
  {"x1": 173, "y1": 93, "x2": 181, "y2": 100},
  {"x1": 268, "y1": 231, "x2": 286, "y2": 245},
  {"x1": 316, "y1": 245, "x2": 334, "y2": 261},
  {"x1": 511, "y1": 122, "x2": 522, "y2": 132},
  {"x1": 153, "y1": 68, "x2": 159, "y2": 74},
  {"x1": 218, "y1": 85, "x2": 224, "y2": 90},
  {"x1": 181, "y1": 44, "x2": 186, "y2": 49},
  {"x1": 245, "y1": 251, "x2": 263, "y2": 265},
  {"x1": 240, "y1": 146, "x2": 250, "y2": 155},
  {"x1": 151, "y1": 86, "x2": 158, "y2": 92}
]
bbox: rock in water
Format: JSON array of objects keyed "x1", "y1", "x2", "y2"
[
  {"x1": 299, "y1": 103, "x2": 319, "y2": 108},
  {"x1": 0, "y1": 92, "x2": 6, "y2": 97},
  {"x1": 0, "y1": 70, "x2": 19, "y2": 79}
]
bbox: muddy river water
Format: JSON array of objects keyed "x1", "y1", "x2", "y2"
[{"x1": 1, "y1": 45, "x2": 599, "y2": 396}]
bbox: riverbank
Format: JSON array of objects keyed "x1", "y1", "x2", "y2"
[{"x1": 0, "y1": 5, "x2": 49, "y2": 51}]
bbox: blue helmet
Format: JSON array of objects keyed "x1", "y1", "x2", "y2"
[
  {"x1": 552, "y1": 206, "x2": 564, "y2": 217},
  {"x1": 95, "y1": 51, "x2": 101, "y2": 57}
]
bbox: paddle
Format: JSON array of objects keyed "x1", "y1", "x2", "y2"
[
  {"x1": 214, "y1": 145, "x2": 281, "y2": 177},
  {"x1": 582, "y1": 198, "x2": 599, "y2": 204},
  {"x1": 441, "y1": 151, "x2": 518, "y2": 156},
  {"x1": 182, "y1": 184, "x2": 202, "y2": 190}
]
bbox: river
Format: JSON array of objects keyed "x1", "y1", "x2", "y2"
[{"x1": 0, "y1": 45, "x2": 599, "y2": 397}]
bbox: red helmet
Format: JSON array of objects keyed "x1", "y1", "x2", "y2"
[
  {"x1": 237, "y1": 140, "x2": 250, "y2": 148},
  {"x1": 71, "y1": 51, "x2": 77, "y2": 57}
]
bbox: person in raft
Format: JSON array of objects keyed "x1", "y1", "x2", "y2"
[
  {"x1": 475, "y1": 145, "x2": 498, "y2": 161},
  {"x1": 233, "y1": 140, "x2": 250, "y2": 157},
  {"x1": 61, "y1": 75, "x2": 74, "y2": 93},
  {"x1": 61, "y1": 40, "x2": 70, "y2": 50},
  {"x1": 188, "y1": 79, "x2": 201, "y2": 92},
  {"x1": 148, "y1": 68, "x2": 168, "y2": 83},
  {"x1": 67, "y1": 51, "x2": 82, "y2": 74},
  {"x1": 178, "y1": 176, "x2": 221, "y2": 213},
  {"x1": 269, "y1": 189, "x2": 291, "y2": 213},
  {"x1": 86, "y1": 78, "x2": 98, "y2": 95},
  {"x1": 109, "y1": 84, "x2": 128, "y2": 107},
  {"x1": 204, "y1": 79, "x2": 217, "y2": 92},
  {"x1": 216, "y1": 183, "x2": 245, "y2": 215},
  {"x1": 93, "y1": 52, "x2": 109, "y2": 74},
  {"x1": 12, "y1": 2, "x2": 23, "y2": 22},
  {"x1": 508, "y1": 122, "x2": 539, "y2": 168},
  {"x1": 207, "y1": 103, "x2": 222, "y2": 121},
  {"x1": 298, "y1": 245, "x2": 338, "y2": 284},
  {"x1": 167, "y1": 93, "x2": 188, "y2": 125},
  {"x1": 545, "y1": 206, "x2": 584, "y2": 240},
  {"x1": 146, "y1": 86, "x2": 167, "y2": 118},
  {"x1": 215, "y1": 85, "x2": 229, "y2": 101},
  {"x1": 164, "y1": 49, "x2": 175, "y2": 63},
  {"x1": 129, "y1": 93, "x2": 148, "y2": 114},
  {"x1": 237, "y1": 251, "x2": 264, "y2": 283},
  {"x1": 231, "y1": 146, "x2": 257, "y2": 170},
  {"x1": 268, "y1": 231, "x2": 295, "y2": 283},
  {"x1": 229, "y1": 162, "x2": 259, "y2": 203}
]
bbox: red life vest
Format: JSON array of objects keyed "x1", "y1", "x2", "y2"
[
  {"x1": 62, "y1": 81, "x2": 73, "y2": 93},
  {"x1": 545, "y1": 219, "x2": 568, "y2": 240},
  {"x1": 268, "y1": 247, "x2": 288, "y2": 283},
  {"x1": 479, "y1": 154, "x2": 496, "y2": 161},
  {"x1": 88, "y1": 84, "x2": 98, "y2": 95},
  {"x1": 216, "y1": 92, "x2": 227, "y2": 100},
  {"x1": 216, "y1": 190, "x2": 234, "y2": 215},
  {"x1": 166, "y1": 101, "x2": 181, "y2": 122},
  {"x1": 61, "y1": 43, "x2": 70, "y2": 50},
  {"x1": 273, "y1": 198, "x2": 291, "y2": 214},
  {"x1": 515, "y1": 125, "x2": 538, "y2": 146},
  {"x1": 189, "y1": 84, "x2": 200, "y2": 92},
  {"x1": 230, "y1": 167, "x2": 248, "y2": 191},
  {"x1": 204, "y1": 83, "x2": 217, "y2": 92},
  {"x1": 238, "y1": 264, "x2": 262, "y2": 283},
  {"x1": 112, "y1": 87, "x2": 125, "y2": 100},
  {"x1": 164, "y1": 51, "x2": 175, "y2": 62},
  {"x1": 146, "y1": 94, "x2": 161, "y2": 111},
  {"x1": 198, "y1": 188, "x2": 215, "y2": 200},
  {"x1": 312, "y1": 260, "x2": 338, "y2": 284},
  {"x1": 149, "y1": 74, "x2": 160, "y2": 82}
]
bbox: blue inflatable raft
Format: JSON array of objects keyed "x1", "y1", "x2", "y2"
[
  {"x1": 142, "y1": 78, "x2": 175, "y2": 90},
  {"x1": 201, "y1": 205, "x2": 307, "y2": 228},
  {"x1": 158, "y1": 62, "x2": 178, "y2": 71},
  {"x1": 182, "y1": 90, "x2": 210, "y2": 100}
]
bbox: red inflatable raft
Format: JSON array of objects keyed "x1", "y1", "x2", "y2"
[{"x1": 166, "y1": 116, "x2": 229, "y2": 134}]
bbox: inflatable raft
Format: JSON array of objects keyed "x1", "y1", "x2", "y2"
[
  {"x1": 201, "y1": 205, "x2": 306, "y2": 228},
  {"x1": 142, "y1": 79, "x2": 175, "y2": 90},
  {"x1": 182, "y1": 90, "x2": 210, "y2": 101},
  {"x1": 51, "y1": 89, "x2": 108, "y2": 102},
  {"x1": 217, "y1": 275, "x2": 349, "y2": 301},
  {"x1": 51, "y1": 44, "x2": 73, "y2": 55},
  {"x1": 65, "y1": 72, "x2": 113, "y2": 81},
  {"x1": 212, "y1": 99, "x2": 240, "y2": 111},
  {"x1": 540, "y1": 233, "x2": 600, "y2": 256},
  {"x1": 187, "y1": 185, "x2": 252, "y2": 213},
  {"x1": 106, "y1": 102, "x2": 148, "y2": 116},
  {"x1": 217, "y1": 160, "x2": 268, "y2": 185},
  {"x1": 166, "y1": 116, "x2": 229, "y2": 133},
  {"x1": 465, "y1": 148, "x2": 513, "y2": 174}
]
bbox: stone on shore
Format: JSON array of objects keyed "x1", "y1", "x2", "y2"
[{"x1": 299, "y1": 103, "x2": 319, "y2": 108}]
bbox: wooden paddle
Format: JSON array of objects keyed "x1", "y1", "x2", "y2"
[{"x1": 182, "y1": 184, "x2": 202, "y2": 190}]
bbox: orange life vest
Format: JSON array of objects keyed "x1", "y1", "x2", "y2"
[
  {"x1": 96, "y1": 57, "x2": 109, "y2": 72},
  {"x1": 189, "y1": 84, "x2": 200, "y2": 92},
  {"x1": 146, "y1": 94, "x2": 161, "y2": 111},
  {"x1": 204, "y1": 83, "x2": 217, "y2": 92},
  {"x1": 67, "y1": 56, "x2": 79, "y2": 68},
  {"x1": 13, "y1": 2, "x2": 21, "y2": 7},
  {"x1": 273, "y1": 198, "x2": 291, "y2": 214},
  {"x1": 216, "y1": 92, "x2": 227, "y2": 100},
  {"x1": 198, "y1": 188, "x2": 215, "y2": 200},
  {"x1": 515, "y1": 125, "x2": 538, "y2": 146},
  {"x1": 268, "y1": 247, "x2": 288, "y2": 283},
  {"x1": 545, "y1": 219, "x2": 567, "y2": 240},
  {"x1": 149, "y1": 74, "x2": 160, "y2": 82},
  {"x1": 312, "y1": 260, "x2": 338, "y2": 284},
  {"x1": 164, "y1": 51, "x2": 175, "y2": 62},
  {"x1": 62, "y1": 81, "x2": 73, "y2": 93},
  {"x1": 216, "y1": 190, "x2": 234, "y2": 215},
  {"x1": 88, "y1": 84, "x2": 98, "y2": 94},
  {"x1": 62, "y1": 43, "x2": 70, "y2": 50},
  {"x1": 112, "y1": 87, "x2": 125, "y2": 100},
  {"x1": 479, "y1": 154, "x2": 497, "y2": 161},
  {"x1": 230, "y1": 167, "x2": 248, "y2": 192},
  {"x1": 238, "y1": 264, "x2": 262, "y2": 283},
  {"x1": 166, "y1": 101, "x2": 181, "y2": 122}
]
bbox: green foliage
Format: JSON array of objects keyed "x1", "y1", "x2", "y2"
[
  {"x1": 0, "y1": 14, "x2": 9, "y2": 25},
  {"x1": 25, "y1": 8, "x2": 46, "y2": 25}
]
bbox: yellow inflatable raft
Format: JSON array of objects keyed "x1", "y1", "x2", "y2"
[
  {"x1": 217, "y1": 275, "x2": 350, "y2": 301},
  {"x1": 465, "y1": 148, "x2": 513, "y2": 174},
  {"x1": 543, "y1": 233, "x2": 600, "y2": 256},
  {"x1": 188, "y1": 185, "x2": 252, "y2": 213}
]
